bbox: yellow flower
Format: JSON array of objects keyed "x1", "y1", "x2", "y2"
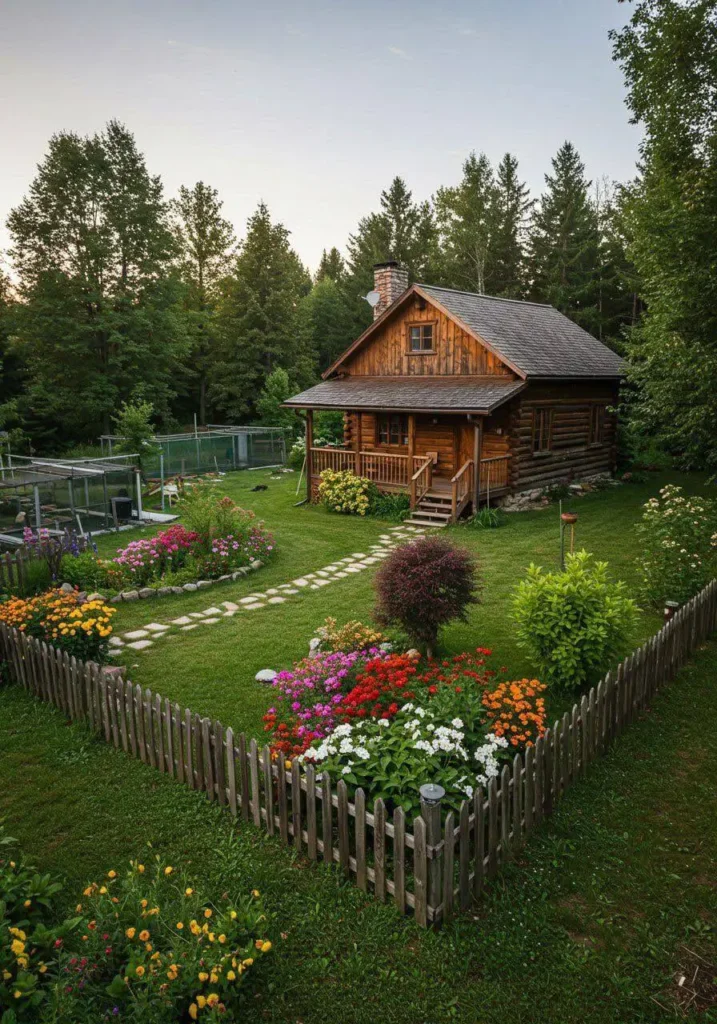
[
  {"x1": 198, "y1": 971, "x2": 209, "y2": 982},
  {"x1": 38, "y1": 964, "x2": 47, "y2": 974},
  {"x1": 164, "y1": 866, "x2": 173, "y2": 876},
  {"x1": 126, "y1": 927, "x2": 136, "y2": 939},
  {"x1": 14, "y1": 991, "x2": 22, "y2": 1000},
  {"x1": 135, "y1": 965, "x2": 145, "y2": 978},
  {"x1": 218, "y1": 934, "x2": 226, "y2": 944},
  {"x1": 251, "y1": 889, "x2": 260, "y2": 898},
  {"x1": 10, "y1": 939, "x2": 25, "y2": 956},
  {"x1": 139, "y1": 930, "x2": 150, "y2": 942},
  {"x1": 145, "y1": 943, "x2": 153, "y2": 952},
  {"x1": 206, "y1": 994, "x2": 219, "y2": 1008},
  {"x1": 261, "y1": 941, "x2": 272, "y2": 953},
  {"x1": 226, "y1": 969, "x2": 236, "y2": 981},
  {"x1": 210, "y1": 972, "x2": 219, "y2": 984},
  {"x1": 189, "y1": 1004, "x2": 198, "y2": 1020},
  {"x1": 197, "y1": 995, "x2": 207, "y2": 1008},
  {"x1": 242, "y1": 958, "x2": 254, "y2": 967},
  {"x1": 140, "y1": 899, "x2": 148, "y2": 909},
  {"x1": 229, "y1": 910, "x2": 238, "y2": 920},
  {"x1": 203, "y1": 908, "x2": 212, "y2": 919},
  {"x1": 23, "y1": 899, "x2": 31, "y2": 908},
  {"x1": 176, "y1": 921, "x2": 184, "y2": 930},
  {"x1": 185, "y1": 887, "x2": 194, "y2": 896},
  {"x1": 99, "y1": 886, "x2": 108, "y2": 895},
  {"x1": 83, "y1": 886, "x2": 93, "y2": 896},
  {"x1": 137, "y1": 864, "x2": 145, "y2": 874}
]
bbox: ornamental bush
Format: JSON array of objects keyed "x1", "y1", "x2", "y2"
[
  {"x1": 635, "y1": 484, "x2": 717, "y2": 605},
  {"x1": 313, "y1": 616, "x2": 389, "y2": 654},
  {"x1": 317, "y1": 469, "x2": 372, "y2": 516},
  {"x1": 512, "y1": 550, "x2": 639, "y2": 692},
  {"x1": 374, "y1": 537, "x2": 481, "y2": 656}
]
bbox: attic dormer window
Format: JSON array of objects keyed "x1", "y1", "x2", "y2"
[{"x1": 408, "y1": 322, "x2": 435, "y2": 353}]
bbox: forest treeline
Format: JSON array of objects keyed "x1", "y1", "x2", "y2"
[{"x1": 0, "y1": 0, "x2": 715, "y2": 470}]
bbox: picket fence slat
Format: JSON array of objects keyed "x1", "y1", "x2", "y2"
[{"x1": 1, "y1": 579, "x2": 715, "y2": 929}]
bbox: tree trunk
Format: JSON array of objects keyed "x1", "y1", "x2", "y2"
[{"x1": 199, "y1": 375, "x2": 207, "y2": 426}]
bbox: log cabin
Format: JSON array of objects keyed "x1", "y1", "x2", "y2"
[{"x1": 285, "y1": 262, "x2": 622, "y2": 526}]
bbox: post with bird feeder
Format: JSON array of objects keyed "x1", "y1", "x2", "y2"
[{"x1": 559, "y1": 500, "x2": 578, "y2": 570}]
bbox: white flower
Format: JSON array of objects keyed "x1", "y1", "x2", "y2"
[
  {"x1": 377, "y1": 719, "x2": 389, "y2": 728},
  {"x1": 451, "y1": 718, "x2": 464, "y2": 729},
  {"x1": 341, "y1": 766, "x2": 352, "y2": 775}
]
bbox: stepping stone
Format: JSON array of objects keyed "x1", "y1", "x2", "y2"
[
  {"x1": 244, "y1": 603, "x2": 265, "y2": 610},
  {"x1": 352, "y1": 561, "x2": 369, "y2": 568},
  {"x1": 223, "y1": 610, "x2": 236, "y2": 617},
  {"x1": 267, "y1": 596, "x2": 286, "y2": 605},
  {"x1": 127, "y1": 639, "x2": 153, "y2": 650},
  {"x1": 334, "y1": 572, "x2": 348, "y2": 579},
  {"x1": 109, "y1": 637, "x2": 124, "y2": 647},
  {"x1": 181, "y1": 624, "x2": 199, "y2": 631},
  {"x1": 189, "y1": 612, "x2": 204, "y2": 619},
  {"x1": 379, "y1": 534, "x2": 391, "y2": 540},
  {"x1": 266, "y1": 588, "x2": 280, "y2": 595},
  {"x1": 239, "y1": 596, "x2": 259, "y2": 605},
  {"x1": 171, "y1": 616, "x2": 193, "y2": 626},
  {"x1": 316, "y1": 570, "x2": 330, "y2": 578},
  {"x1": 340, "y1": 557, "x2": 355, "y2": 564},
  {"x1": 282, "y1": 588, "x2": 299, "y2": 595},
  {"x1": 351, "y1": 552, "x2": 367, "y2": 559},
  {"x1": 310, "y1": 584, "x2": 320, "y2": 590},
  {"x1": 314, "y1": 579, "x2": 331, "y2": 587},
  {"x1": 305, "y1": 573, "x2": 317, "y2": 579},
  {"x1": 201, "y1": 617, "x2": 220, "y2": 624},
  {"x1": 363, "y1": 557, "x2": 379, "y2": 564},
  {"x1": 124, "y1": 629, "x2": 149, "y2": 640},
  {"x1": 144, "y1": 623, "x2": 169, "y2": 633},
  {"x1": 221, "y1": 601, "x2": 238, "y2": 610},
  {"x1": 345, "y1": 566, "x2": 361, "y2": 574},
  {"x1": 322, "y1": 565, "x2": 340, "y2": 572},
  {"x1": 201, "y1": 607, "x2": 222, "y2": 616},
  {"x1": 293, "y1": 579, "x2": 309, "y2": 587}
]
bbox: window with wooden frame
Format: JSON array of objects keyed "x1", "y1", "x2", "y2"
[
  {"x1": 407, "y1": 321, "x2": 436, "y2": 353},
  {"x1": 532, "y1": 407, "x2": 553, "y2": 454},
  {"x1": 588, "y1": 404, "x2": 605, "y2": 445},
  {"x1": 377, "y1": 414, "x2": 409, "y2": 447}
]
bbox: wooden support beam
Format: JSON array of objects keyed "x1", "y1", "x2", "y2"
[
  {"x1": 473, "y1": 420, "x2": 482, "y2": 509},
  {"x1": 305, "y1": 410, "x2": 313, "y2": 503}
]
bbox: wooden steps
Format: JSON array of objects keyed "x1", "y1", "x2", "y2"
[{"x1": 405, "y1": 491, "x2": 453, "y2": 528}]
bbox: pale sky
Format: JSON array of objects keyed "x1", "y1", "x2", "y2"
[{"x1": 0, "y1": 0, "x2": 640, "y2": 274}]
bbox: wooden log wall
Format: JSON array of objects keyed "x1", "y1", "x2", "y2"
[
  {"x1": 343, "y1": 296, "x2": 515, "y2": 378},
  {"x1": 2, "y1": 580, "x2": 716, "y2": 928},
  {"x1": 509, "y1": 381, "x2": 618, "y2": 491}
]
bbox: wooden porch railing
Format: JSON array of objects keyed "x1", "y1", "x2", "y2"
[
  {"x1": 358, "y1": 451, "x2": 410, "y2": 488},
  {"x1": 409, "y1": 456, "x2": 433, "y2": 509},
  {"x1": 310, "y1": 447, "x2": 357, "y2": 475},
  {"x1": 479, "y1": 454, "x2": 510, "y2": 495},
  {"x1": 451, "y1": 460, "x2": 474, "y2": 521}
]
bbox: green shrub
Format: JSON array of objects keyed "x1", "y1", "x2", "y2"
[
  {"x1": 511, "y1": 550, "x2": 639, "y2": 692},
  {"x1": 18, "y1": 559, "x2": 52, "y2": 597},
  {"x1": 367, "y1": 488, "x2": 410, "y2": 521},
  {"x1": 176, "y1": 483, "x2": 258, "y2": 551},
  {"x1": 635, "y1": 484, "x2": 717, "y2": 606},
  {"x1": 465, "y1": 506, "x2": 503, "y2": 529},
  {"x1": 317, "y1": 469, "x2": 372, "y2": 516}
]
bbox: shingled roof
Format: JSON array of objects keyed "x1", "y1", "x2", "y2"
[
  {"x1": 416, "y1": 285, "x2": 623, "y2": 379},
  {"x1": 284, "y1": 376, "x2": 526, "y2": 414}
]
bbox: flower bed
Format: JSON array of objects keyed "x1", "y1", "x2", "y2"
[
  {"x1": 263, "y1": 638, "x2": 547, "y2": 815},
  {"x1": 0, "y1": 826, "x2": 273, "y2": 1022},
  {"x1": 0, "y1": 589, "x2": 116, "y2": 662}
]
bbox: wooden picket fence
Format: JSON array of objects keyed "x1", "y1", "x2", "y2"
[{"x1": 1, "y1": 578, "x2": 716, "y2": 928}]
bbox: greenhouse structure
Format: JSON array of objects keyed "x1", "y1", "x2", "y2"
[{"x1": 99, "y1": 425, "x2": 288, "y2": 478}]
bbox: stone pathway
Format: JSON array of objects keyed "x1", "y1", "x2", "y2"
[{"x1": 112, "y1": 526, "x2": 428, "y2": 654}]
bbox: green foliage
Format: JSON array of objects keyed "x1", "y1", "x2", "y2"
[
  {"x1": 512, "y1": 550, "x2": 639, "y2": 691},
  {"x1": 256, "y1": 368, "x2": 301, "y2": 434},
  {"x1": 112, "y1": 400, "x2": 159, "y2": 474},
  {"x1": 612, "y1": 0, "x2": 717, "y2": 470},
  {"x1": 635, "y1": 484, "x2": 717, "y2": 605},
  {"x1": 367, "y1": 488, "x2": 410, "y2": 522},
  {"x1": 17, "y1": 560, "x2": 51, "y2": 598},
  {"x1": 465, "y1": 505, "x2": 504, "y2": 529},
  {"x1": 317, "y1": 469, "x2": 371, "y2": 516},
  {"x1": 175, "y1": 482, "x2": 260, "y2": 552},
  {"x1": 314, "y1": 411, "x2": 344, "y2": 443},
  {"x1": 210, "y1": 203, "x2": 313, "y2": 421},
  {"x1": 7, "y1": 120, "x2": 187, "y2": 444}
]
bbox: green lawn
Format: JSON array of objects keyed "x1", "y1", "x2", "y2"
[
  {"x1": 1, "y1": 636, "x2": 715, "y2": 1023},
  {"x1": 99, "y1": 469, "x2": 708, "y2": 738}
]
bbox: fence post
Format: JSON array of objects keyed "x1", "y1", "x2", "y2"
[{"x1": 419, "y1": 783, "x2": 445, "y2": 921}]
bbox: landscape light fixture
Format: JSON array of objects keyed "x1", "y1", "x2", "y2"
[{"x1": 419, "y1": 783, "x2": 446, "y2": 806}]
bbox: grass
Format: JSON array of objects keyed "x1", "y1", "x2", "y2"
[
  {"x1": 1, "y1": 636, "x2": 716, "y2": 1023},
  {"x1": 98, "y1": 468, "x2": 711, "y2": 738}
]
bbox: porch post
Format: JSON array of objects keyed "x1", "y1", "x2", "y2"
[
  {"x1": 407, "y1": 413, "x2": 416, "y2": 505},
  {"x1": 473, "y1": 419, "x2": 482, "y2": 509},
  {"x1": 305, "y1": 409, "x2": 313, "y2": 502},
  {"x1": 354, "y1": 411, "x2": 362, "y2": 475}
]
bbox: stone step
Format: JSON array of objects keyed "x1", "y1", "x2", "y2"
[{"x1": 405, "y1": 517, "x2": 448, "y2": 528}]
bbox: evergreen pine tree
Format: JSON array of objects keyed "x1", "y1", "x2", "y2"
[
  {"x1": 172, "y1": 182, "x2": 235, "y2": 425},
  {"x1": 316, "y1": 247, "x2": 346, "y2": 283},
  {"x1": 529, "y1": 142, "x2": 601, "y2": 333},
  {"x1": 435, "y1": 152, "x2": 497, "y2": 294},
  {"x1": 210, "y1": 203, "x2": 312, "y2": 421},
  {"x1": 489, "y1": 153, "x2": 532, "y2": 297}
]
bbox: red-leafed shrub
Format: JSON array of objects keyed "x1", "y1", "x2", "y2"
[
  {"x1": 374, "y1": 536, "x2": 481, "y2": 656},
  {"x1": 341, "y1": 654, "x2": 418, "y2": 721}
]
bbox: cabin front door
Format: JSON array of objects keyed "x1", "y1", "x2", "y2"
[{"x1": 457, "y1": 421, "x2": 477, "y2": 472}]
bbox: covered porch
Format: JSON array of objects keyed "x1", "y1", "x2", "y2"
[{"x1": 305, "y1": 411, "x2": 511, "y2": 524}]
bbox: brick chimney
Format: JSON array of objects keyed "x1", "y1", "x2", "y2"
[{"x1": 373, "y1": 261, "x2": 409, "y2": 319}]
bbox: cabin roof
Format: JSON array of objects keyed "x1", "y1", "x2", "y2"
[
  {"x1": 416, "y1": 285, "x2": 623, "y2": 379},
  {"x1": 283, "y1": 375, "x2": 527, "y2": 414}
]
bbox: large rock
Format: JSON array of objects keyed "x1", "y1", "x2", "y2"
[
  {"x1": 255, "y1": 668, "x2": 277, "y2": 683},
  {"x1": 183, "y1": 583, "x2": 198, "y2": 592},
  {"x1": 122, "y1": 590, "x2": 139, "y2": 602},
  {"x1": 87, "y1": 592, "x2": 106, "y2": 603},
  {"x1": 158, "y1": 586, "x2": 173, "y2": 597},
  {"x1": 250, "y1": 559, "x2": 263, "y2": 570},
  {"x1": 138, "y1": 587, "x2": 155, "y2": 599},
  {"x1": 60, "y1": 582, "x2": 74, "y2": 594},
  {"x1": 196, "y1": 580, "x2": 213, "y2": 589},
  {"x1": 171, "y1": 587, "x2": 185, "y2": 595}
]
